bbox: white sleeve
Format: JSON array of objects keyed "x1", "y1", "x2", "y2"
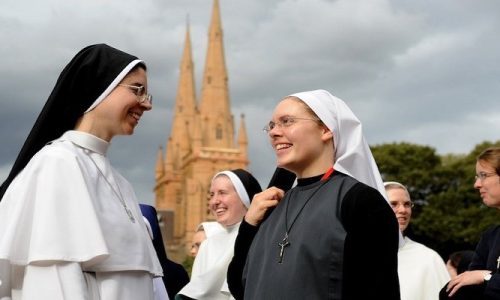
[
  {"x1": 153, "y1": 277, "x2": 169, "y2": 300},
  {"x1": 22, "y1": 262, "x2": 88, "y2": 300}
]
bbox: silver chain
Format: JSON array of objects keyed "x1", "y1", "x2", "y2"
[{"x1": 88, "y1": 154, "x2": 136, "y2": 223}]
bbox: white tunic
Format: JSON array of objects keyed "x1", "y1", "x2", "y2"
[
  {"x1": 178, "y1": 222, "x2": 238, "y2": 300},
  {"x1": 0, "y1": 131, "x2": 162, "y2": 300},
  {"x1": 398, "y1": 237, "x2": 450, "y2": 300}
]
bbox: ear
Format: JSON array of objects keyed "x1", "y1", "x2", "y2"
[{"x1": 321, "y1": 125, "x2": 333, "y2": 142}]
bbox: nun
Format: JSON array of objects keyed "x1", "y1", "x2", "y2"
[
  {"x1": 0, "y1": 44, "x2": 163, "y2": 299},
  {"x1": 177, "y1": 169, "x2": 262, "y2": 300},
  {"x1": 228, "y1": 90, "x2": 401, "y2": 299}
]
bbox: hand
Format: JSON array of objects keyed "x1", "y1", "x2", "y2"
[
  {"x1": 244, "y1": 187, "x2": 284, "y2": 226},
  {"x1": 446, "y1": 270, "x2": 489, "y2": 297}
]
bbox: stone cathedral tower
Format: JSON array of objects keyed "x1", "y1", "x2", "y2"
[{"x1": 154, "y1": 0, "x2": 249, "y2": 261}]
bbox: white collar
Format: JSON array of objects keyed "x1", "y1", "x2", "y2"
[{"x1": 61, "y1": 130, "x2": 110, "y2": 155}]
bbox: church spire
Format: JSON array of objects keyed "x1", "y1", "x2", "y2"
[
  {"x1": 168, "y1": 19, "x2": 198, "y2": 163},
  {"x1": 198, "y1": 0, "x2": 232, "y2": 148}
]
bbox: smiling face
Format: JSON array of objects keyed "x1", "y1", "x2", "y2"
[
  {"x1": 474, "y1": 160, "x2": 500, "y2": 208},
  {"x1": 208, "y1": 175, "x2": 247, "y2": 227},
  {"x1": 386, "y1": 187, "x2": 412, "y2": 232},
  {"x1": 77, "y1": 66, "x2": 152, "y2": 141},
  {"x1": 267, "y1": 97, "x2": 334, "y2": 178}
]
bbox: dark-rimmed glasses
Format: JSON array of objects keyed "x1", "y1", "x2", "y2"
[
  {"x1": 263, "y1": 116, "x2": 319, "y2": 133},
  {"x1": 118, "y1": 84, "x2": 153, "y2": 105}
]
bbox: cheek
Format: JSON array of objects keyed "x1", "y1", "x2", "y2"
[{"x1": 489, "y1": 184, "x2": 500, "y2": 200}]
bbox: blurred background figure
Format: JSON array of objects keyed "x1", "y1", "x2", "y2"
[
  {"x1": 141, "y1": 204, "x2": 190, "y2": 300},
  {"x1": 190, "y1": 227, "x2": 207, "y2": 258},
  {"x1": 446, "y1": 250, "x2": 475, "y2": 279},
  {"x1": 385, "y1": 181, "x2": 450, "y2": 300}
]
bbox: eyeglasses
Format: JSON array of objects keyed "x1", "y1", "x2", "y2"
[
  {"x1": 389, "y1": 201, "x2": 414, "y2": 209},
  {"x1": 263, "y1": 116, "x2": 319, "y2": 133},
  {"x1": 118, "y1": 84, "x2": 153, "y2": 105},
  {"x1": 475, "y1": 172, "x2": 498, "y2": 181}
]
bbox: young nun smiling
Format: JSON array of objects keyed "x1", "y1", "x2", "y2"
[
  {"x1": 0, "y1": 44, "x2": 164, "y2": 300},
  {"x1": 177, "y1": 169, "x2": 262, "y2": 300},
  {"x1": 228, "y1": 89, "x2": 400, "y2": 300}
]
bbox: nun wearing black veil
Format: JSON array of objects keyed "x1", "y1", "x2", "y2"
[
  {"x1": 177, "y1": 169, "x2": 262, "y2": 300},
  {"x1": 0, "y1": 44, "x2": 165, "y2": 299}
]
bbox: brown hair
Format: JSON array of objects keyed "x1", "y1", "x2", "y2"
[
  {"x1": 477, "y1": 147, "x2": 500, "y2": 175},
  {"x1": 285, "y1": 96, "x2": 323, "y2": 126}
]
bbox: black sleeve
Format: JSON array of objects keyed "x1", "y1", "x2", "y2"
[
  {"x1": 472, "y1": 226, "x2": 500, "y2": 299},
  {"x1": 164, "y1": 259, "x2": 190, "y2": 299},
  {"x1": 341, "y1": 183, "x2": 401, "y2": 300},
  {"x1": 227, "y1": 219, "x2": 259, "y2": 300}
]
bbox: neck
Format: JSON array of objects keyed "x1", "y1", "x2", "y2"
[{"x1": 75, "y1": 114, "x2": 113, "y2": 142}]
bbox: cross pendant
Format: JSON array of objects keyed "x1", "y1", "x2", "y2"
[
  {"x1": 126, "y1": 208, "x2": 136, "y2": 223},
  {"x1": 278, "y1": 233, "x2": 290, "y2": 264}
]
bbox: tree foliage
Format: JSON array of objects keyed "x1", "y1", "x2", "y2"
[{"x1": 371, "y1": 140, "x2": 500, "y2": 259}]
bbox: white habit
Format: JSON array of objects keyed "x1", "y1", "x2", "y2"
[
  {"x1": 398, "y1": 237, "x2": 450, "y2": 300},
  {"x1": 0, "y1": 131, "x2": 162, "y2": 300},
  {"x1": 178, "y1": 222, "x2": 238, "y2": 300}
]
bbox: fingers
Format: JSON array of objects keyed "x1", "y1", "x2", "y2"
[{"x1": 245, "y1": 187, "x2": 285, "y2": 226}]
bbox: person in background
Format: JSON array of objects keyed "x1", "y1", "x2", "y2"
[
  {"x1": 190, "y1": 227, "x2": 207, "y2": 258},
  {"x1": 446, "y1": 250, "x2": 475, "y2": 279},
  {"x1": 141, "y1": 204, "x2": 190, "y2": 299},
  {"x1": 189, "y1": 221, "x2": 225, "y2": 258},
  {"x1": 0, "y1": 44, "x2": 162, "y2": 300},
  {"x1": 441, "y1": 147, "x2": 500, "y2": 299},
  {"x1": 385, "y1": 181, "x2": 450, "y2": 300},
  {"x1": 177, "y1": 169, "x2": 262, "y2": 300},
  {"x1": 228, "y1": 89, "x2": 400, "y2": 299}
]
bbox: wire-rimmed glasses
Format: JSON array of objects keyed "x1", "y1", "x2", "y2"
[
  {"x1": 263, "y1": 116, "x2": 319, "y2": 133},
  {"x1": 475, "y1": 172, "x2": 498, "y2": 182},
  {"x1": 118, "y1": 84, "x2": 153, "y2": 105}
]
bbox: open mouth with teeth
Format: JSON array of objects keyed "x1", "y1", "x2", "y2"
[
  {"x1": 215, "y1": 207, "x2": 227, "y2": 215},
  {"x1": 276, "y1": 143, "x2": 292, "y2": 151},
  {"x1": 128, "y1": 111, "x2": 141, "y2": 122}
]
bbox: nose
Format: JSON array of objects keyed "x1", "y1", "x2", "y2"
[
  {"x1": 395, "y1": 205, "x2": 407, "y2": 214},
  {"x1": 140, "y1": 100, "x2": 152, "y2": 111},
  {"x1": 474, "y1": 177, "x2": 482, "y2": 189},
  {"x1": 268, "y1": 125, "x2": 283, "y2": 138},
  {"x1": 208, "y1": 194, "x2": 219, "y2": 207}
]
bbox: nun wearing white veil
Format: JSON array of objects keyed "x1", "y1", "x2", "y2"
[{"x1": 227, "y1": 89, "x2": 400, "y2": 300}]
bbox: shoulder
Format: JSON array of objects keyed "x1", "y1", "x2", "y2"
[
  {"x1": 333, "y1": 172, "x2": 387, "y2": 210},
  {"x1": 483, "y1": 224, "x2": 500, "y2": 236},
  {"x1": 31, "y1": 139, "x2": 81, "y2": 164},
  {"x1": 402, "y1": 238, "x2": 442, "y2": 258}
]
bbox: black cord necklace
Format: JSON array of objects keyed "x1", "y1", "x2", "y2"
[{"x1": 278, "y1": 167, "x2": 334, "y2": 264}]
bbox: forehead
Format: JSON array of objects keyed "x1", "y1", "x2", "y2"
[
  {"x1": 476, "y1": 160, "x2": 495, "y2": 171},
  {"x1": 387, "y1": 188, "x2": 410, "y2": 202},
  {"x1": 210, "y1": 175, "x2": 234, "y2": 190},
  {"x1": 123, "y1": 67, "x2": 147, "y2": 84},
  {"x1": 272, "y1": 98, "x2": 308, "y2": 118}
]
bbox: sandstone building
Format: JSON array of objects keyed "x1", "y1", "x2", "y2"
[{"x1": 154, "y1": 0, "x2": 249, "y2": 262}]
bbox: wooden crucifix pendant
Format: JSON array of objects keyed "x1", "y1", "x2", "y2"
[{"x1": 278, "y1": 233, "x2": 290, "y2": 264}]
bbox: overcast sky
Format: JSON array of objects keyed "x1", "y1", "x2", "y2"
[{"x1": 1, "y1": 0, "x2": 499, "y2": 205}]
